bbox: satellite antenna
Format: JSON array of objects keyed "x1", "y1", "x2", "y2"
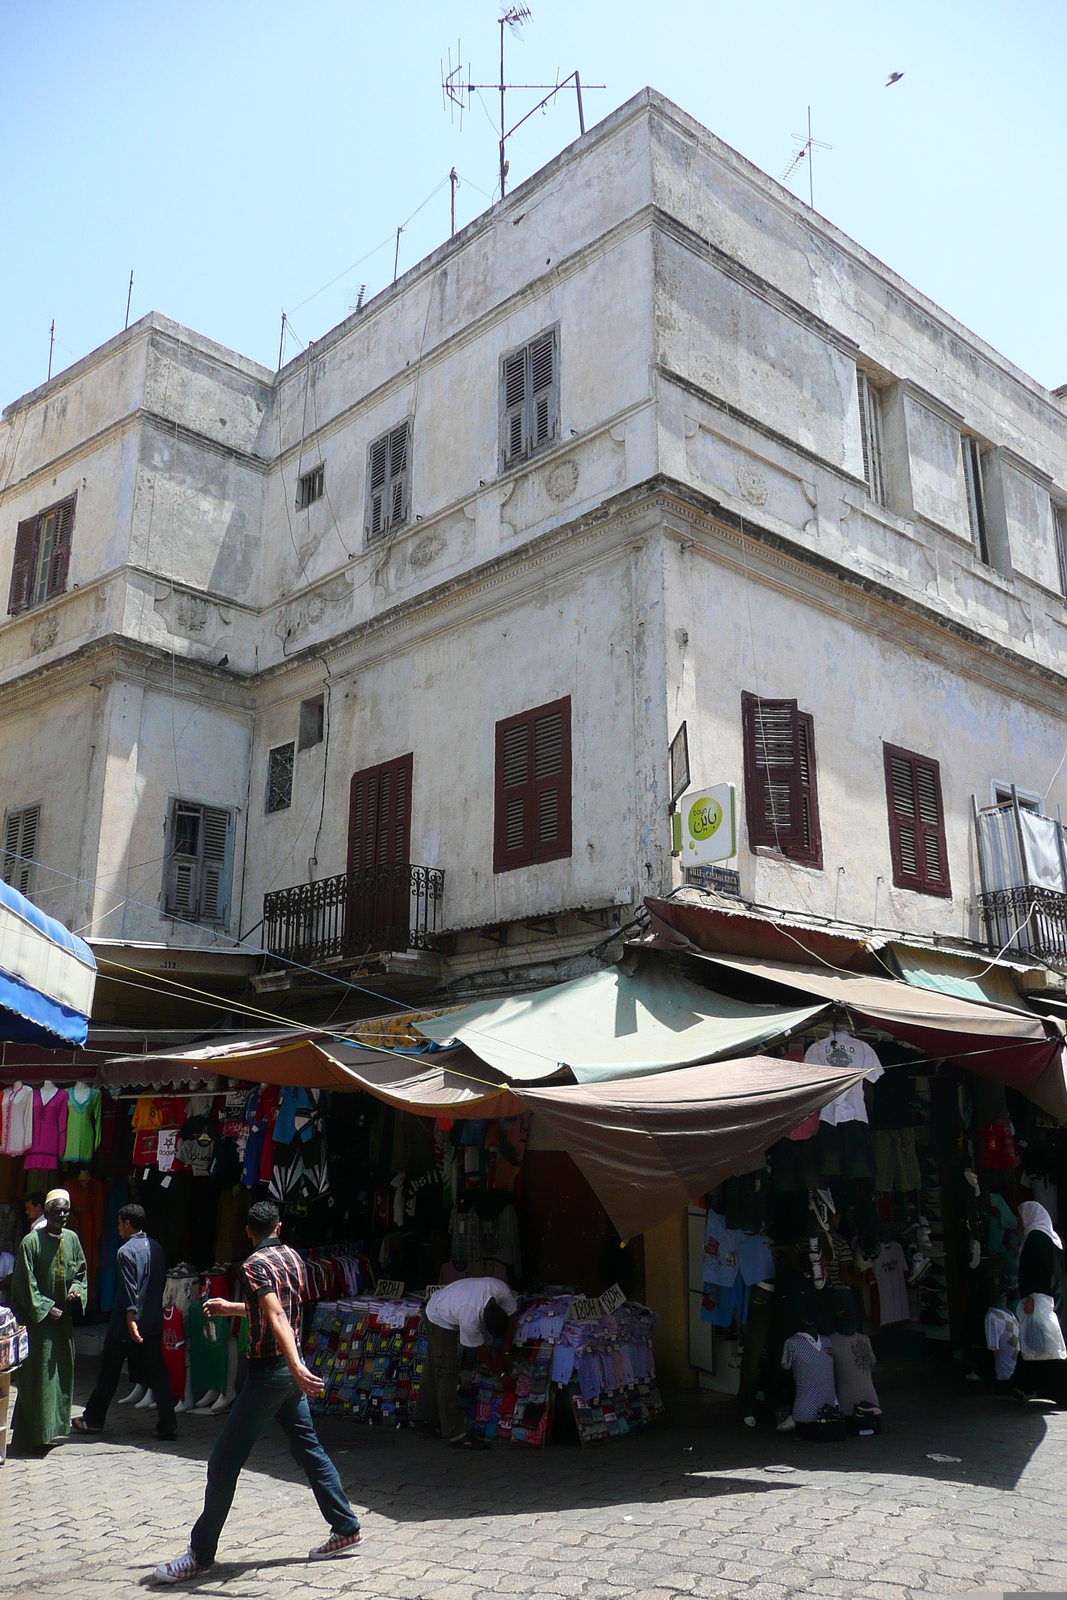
[
  {"x1": 442, "y1": 7, "x2": 604, "y2": 200},
  {"x1": 781, "y1": 106, "x2": 831, "y2": 210}
]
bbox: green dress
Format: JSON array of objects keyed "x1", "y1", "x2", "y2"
[{"x1": 11, "y1": 1227, "x2": 88, "y2": 1448}]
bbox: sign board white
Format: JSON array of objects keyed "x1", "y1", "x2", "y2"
[
  {"x1": 672, "y1": 783, "x2": 737, "y2": 865},
  {"x1": 375, "y1": 1280, "x2": 405, "y2": 1300}
]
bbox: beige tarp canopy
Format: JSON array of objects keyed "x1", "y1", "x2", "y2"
[
  {"x1": 520, "y1": 1053, "x2": 867, "y2": 1240},
  {"x1": 102, "y1": 1031, "x2": 523, "y2": 1118},
  {"x1": 668, "y1": 948, "x2": 1067, "y2": 1119}
]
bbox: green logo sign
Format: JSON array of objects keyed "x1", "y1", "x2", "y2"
[{"x1": 688, "y1": 797, "x2": 723, "y2": 842}]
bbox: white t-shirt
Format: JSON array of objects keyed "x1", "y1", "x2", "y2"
[
  {"x1": 2, "y1": 1084, "x2": 34, "y2": 1155},
  {"x1": 805, "y1": 1033, "x2": 884, "y2": 1125},
  {"x1": 425, "y1": 1277, "x2": 518, "y2": 1348},
  {"x1": 872, "y1": 1241, "x2": 910, "y2": 1326}
]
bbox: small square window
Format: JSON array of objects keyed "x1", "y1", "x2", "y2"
[
  {"x1": 298, "y1": 695, "x2": 325, "y2": 752},
  {"x1": 266, "y1": 743, "x2": 294, "y2": 813},
  {"x1": 296, "y1": 465, "x2": 324, "y2": 510}
]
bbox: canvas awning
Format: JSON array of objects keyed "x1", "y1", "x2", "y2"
[
  {"x1": 665, "y1": 948, "x2": 1067, "y2": 1115},
  {"x1": 414, "y1": 964, "x2": 828, "y2": 1082},
  {"x1": 520, "y1": 1053, "x2": 868, "y2": 1240},
  {"x1": 881, "y1": 943, "x2": 1031, "y2": 1011},
  {"x1": 101, "y1": 1031, "x2": 524, "y2": 1118},
  {"x1": 0, "y1": 878, "x2": 97, "y2": 1048}
]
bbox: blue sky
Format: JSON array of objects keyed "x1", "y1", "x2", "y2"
[{"x1": 2, "y1": 0, "x2": 1064, "y2": 405}]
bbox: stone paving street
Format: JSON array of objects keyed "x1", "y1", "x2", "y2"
[{"x1": 3, "y1": 1359, "x2": 1067, "y2": 1599}]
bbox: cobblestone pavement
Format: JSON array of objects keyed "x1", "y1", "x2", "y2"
[{"x1": 3, "y1": 1359, "x2": 1067, "y2": 1600}]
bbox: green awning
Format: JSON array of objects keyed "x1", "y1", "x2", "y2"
[
  {"x1": 415, "y1": 963, "x2": 827, "y2": 1082},
  {"x1": 882, "y1": 944, "x2": 1030, "y2": 1011}
]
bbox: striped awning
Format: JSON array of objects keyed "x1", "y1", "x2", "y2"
[{"x1": 0, "y1": 878, "x2": 97, "y2": 1047}]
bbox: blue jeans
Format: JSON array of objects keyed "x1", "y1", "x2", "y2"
[{"x1": 191, "y1": 1359, "x2": 359, "y2": 1564}]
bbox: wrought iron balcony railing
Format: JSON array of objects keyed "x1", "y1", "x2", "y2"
[
  {"x1": 263, "y1": 863, "x2": 444, "y2": 968},
  {"x1": 978, "y1": 885, "x2": 1067, "y2": 964}
]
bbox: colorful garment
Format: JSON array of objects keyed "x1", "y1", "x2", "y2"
[
  {"x1": 62, "y1": 1085, "x2": 102, "y2": 1164},
  {"x1": 24, "y1": 1086, "x2": 68, "y2": 1170},
  {"x1": 1, "y1": 1083, "x2": 34, "y2": 1155},
  {"x1": 11, "y1": 1226, "x2": 88, "y2": 1447}
]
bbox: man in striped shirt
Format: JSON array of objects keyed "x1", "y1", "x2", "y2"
[{"x1": 153, "y1": 1200, "x2": 362, "y2": 1584}]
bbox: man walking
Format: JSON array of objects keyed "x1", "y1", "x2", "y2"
[
  {"x1": 153, "y1": 1200, "x2": 362, "y2": 1584},
  {"x1": 73, "y1": 1203, "x2": 176, "y2": 1440},
  {"x1": 414, "y1": 1275, "x2": 518, "y2": 1448},
  {"x1": 10, "y1": 1189, "x2": 87, "y2": 1453}
]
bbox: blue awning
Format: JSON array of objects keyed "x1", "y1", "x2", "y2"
[{"x1": 0, "y1": 878, "x2": 97, "y2": 1047}]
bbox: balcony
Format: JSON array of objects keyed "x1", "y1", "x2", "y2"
[
  {"x1": 974, "y1": 798, "x2": 1067, "y2": 962},
  {"x1": 262, "y1": 863, "x2": 444, "y2": 968}
]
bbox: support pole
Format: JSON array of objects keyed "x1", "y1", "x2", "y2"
[
  {"x1": 125, "y1": 270, "x2": 134, "y2": 331},
  {"x1": 499, "y1": 15, "x2": 507, "y2": 198},
  {"x1": 575, "y1": 70, "x2": 585, "y2": 135},
  {"x1": 277, "y1": 312, "x2": 287, "y2": 372},
  {"x1": 48, "y1": 320, "x2": 55, "y2": 382},
  {"x1": 450, "y1": 166, "x2": 458, "y2": 237}
]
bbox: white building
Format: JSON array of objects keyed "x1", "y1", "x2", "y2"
[{"x1": 3, "y1": 87, "x2": 1067, "y2": 1021}]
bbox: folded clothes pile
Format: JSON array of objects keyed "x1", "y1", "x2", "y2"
[{"x1": 304, "y1": 1295, "x2": 424, "y2": 1425}]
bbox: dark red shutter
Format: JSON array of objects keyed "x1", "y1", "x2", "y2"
[
  {"x1": 347, "y1": 753, "x2": 413, "y2": 949},
  {"x1": 884, "y1": 744, "x2": 950, "y2": 897},
  {"x1": 741, "y1": 693, "x2": 822, "y2": 867},
  {"x1": 46, "y1": 496, "x2": 75, "y2": 599},
  {"x1": 494, "y1": 696, "x2": 571, "y2": 873},
  {"x1": 7, "y1": 516, "x2": 39, "y2": 616}
]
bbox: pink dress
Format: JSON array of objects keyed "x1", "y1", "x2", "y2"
[{"x1": 24, "y1": 1087, "x2": 69, "y2": 1170}]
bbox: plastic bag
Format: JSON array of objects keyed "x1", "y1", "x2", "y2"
[{"x1": 1017, "y1": 1294, "x2": 1067, "y2": 1362}]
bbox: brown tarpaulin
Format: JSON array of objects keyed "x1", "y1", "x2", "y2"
[
  {"x1": 669, "y1": 949, "x2": 1067, "y2": 1113},
  {"x1": 519, "y1": 1053, "x2": 866, "y2": 1240}
]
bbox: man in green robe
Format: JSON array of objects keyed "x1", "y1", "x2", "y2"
[{"x1": 12, "y1": 1188, "x2": 88, "y2": 1453}]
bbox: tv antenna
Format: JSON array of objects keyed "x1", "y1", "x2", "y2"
[
  {"x1": 442, "y1": 7, "x2": 604, "y2": 201},
  {"x1": 781, "y1": 106, "x2": 831, "y2": 210}
]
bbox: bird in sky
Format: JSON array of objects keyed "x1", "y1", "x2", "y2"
[{"x1": 885, "y1": 71, "x2": 904, "y2": 86}]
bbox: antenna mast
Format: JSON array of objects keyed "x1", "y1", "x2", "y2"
[
  {"x1": 443, "y1": 8, "x2": 603, "y2": 200},
  {"x1": 781, "y1": 106, "x2": 832, "y2": 210}
]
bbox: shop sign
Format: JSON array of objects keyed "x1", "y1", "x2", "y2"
[
  {"x1": 376, "y1": 1280, "x2": 405, "y2": 1300},
  {"x1": 569, "y1": 1282, "x2": 625, "y2": 1321},
  {"x1": 671, "y1": 782, "x2": 736, "y2": 865}
]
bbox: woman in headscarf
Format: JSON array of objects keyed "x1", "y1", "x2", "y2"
[{"x1": 1012, "y1": 1201, "x2": 1066, "y2": 1402}]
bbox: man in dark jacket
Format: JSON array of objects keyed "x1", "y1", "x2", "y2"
[{"x1": 72, "y1": 1203, "x2": 176, "y2": 1440}]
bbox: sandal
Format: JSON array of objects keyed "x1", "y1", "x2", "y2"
[
  {"x1": 70, "y1": 1418, "x2": 101, "y2": 1435},
  {"x1": 448, "y1": 1434, "x2": 490, "y2": 1450}
]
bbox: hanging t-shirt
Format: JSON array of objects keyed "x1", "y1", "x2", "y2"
[
  {"x1": 161, "y1": 1305, "x2": 186, "y2": 1397},
  {"x1": 781, "y1": 1333, "x2": 837, "y2": 1423},
  {"x1": 873, "y1": 1241, "x2": 910, "y2": 1326},
  {"x1": 805, "y1": 1033, "x2": 884, "y2": 1125},
  {"x1": 830, "y1": 1331, "x2": 879, "y2": 1414},
  {"x1": 702, "y1": 1211, "x2": 741, "y2": 1287},
  {"x1": 737, "y1": 1232, "x2": 775, "y2": 1287}
]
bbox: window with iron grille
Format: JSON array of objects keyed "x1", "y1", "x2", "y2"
[
  {"x1": 741, "y1": 693, "x2": 822, "y2": 868},
  {"x1": 499, "y1": 326, "x2": 559, "y2": 472},
  {"x1": 7, "y1": 495, "x2": 75, "y2": 616},
  {"x1": 365, "y1": 420, "x2": 411, "y2": 543},
  {"x1": 296, "y1": 464, "x2": 324, "y2": 510},
  {"x1": 162, "y1": 799, "x2": 234, "y2": 925},
  {"x1": 857, "y1": 373, "x2": 888, "y2": 508},
  {"x1": 298, "y1": 695, "x2": 325, "y2": 752},
  {"x1": 2, "y1": 804, "x2": 41, "y2": 898},
  {"x1": 883, "y1": 744, "x2": 951, "y2": 897},
  {"x1": 266, "y1": 743, "x2": 294, "y2": 813},
  {"x1": 493, "y1": 696, "x2": 571, "y2": 873}
]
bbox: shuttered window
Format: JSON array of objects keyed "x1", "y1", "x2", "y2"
[
  {"x1": 857, "y1": 373, "x2": 888, "y2": 508},
  {"x1": 347, "y1": 754, "x2": 413, "y2": 876},
  {"x1": 162, "y1": 799, "x2": 234, "y2": 926},
  {"x1": 883, "y1": 744, "x2": 951, "y2": 897},
  {"x1": 7, "y1": 494, "x2": 75, "y2": 616},
  {"x1": 494, "y1": 696, "x2": 571, "y2": 873},
  {"x1": 741, "y1": 693, "x2": 822, "y2": 867},
  {"x1": 2, "y1": 805, "x2": 41, "y2": 898},
  {"x1": 365, "y1": 421, "x2": 411, "y2": 544},
  {"x1": 266, "y1": 743, "x2": 294, "y2": 813},
  {"x1": 962, "y1": 436, "x2": 990, "y2": 565},
  {"x1": 499, "y1": 326, "x2": 559, "y2": 471}
]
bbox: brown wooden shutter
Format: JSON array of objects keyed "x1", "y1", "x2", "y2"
[
  {"x1": 741, "y1": 693, "x2": 822, "y2": 867},
  {"x1": 884, "y1": 744, "x2": 950, "y2": 897},
  {"x1": 45, "y1": 497, "x2": 74, "y2": 599},
  {"x1": 8, "y1": 516, "x2": 39, "y2": 616},
  {"x1": 347, "y1": 753, "x2": 413, "y2": 948},
  {"x1": 494, "y1": 696, "x2": 571, "y2": 873}
]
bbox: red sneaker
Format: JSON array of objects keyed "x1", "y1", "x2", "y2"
[{"x1": 309, "y1": 1530, "x2": 362, "y2": 1561}]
